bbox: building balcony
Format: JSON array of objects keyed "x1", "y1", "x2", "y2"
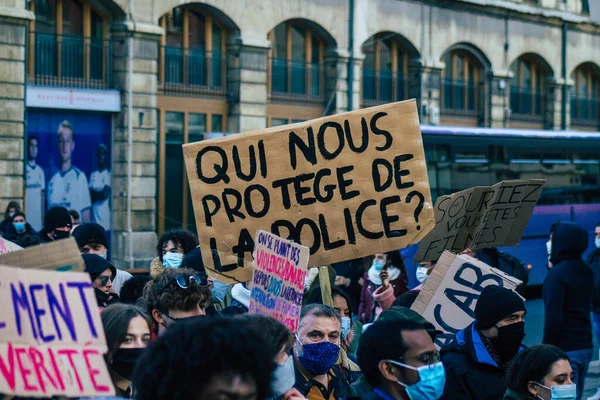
[
  {"x1": 510, "y1": 86, "x2": 545, "y2": 121},
  {"x1": 570, "y1": 95, "x2": 599, "y2": 128},
  {"x1": 159, "y1": 47, "x2": 227, "y2": 99},
  {"x1": 361, "y1": 69, "x2": 408, "y2": 108},
  {"x1": 30, "y1": 32, "x2": 112, "y2": 89},
  {"x1": 268, "y1": 58, "x2": 324, "y2": 105}
]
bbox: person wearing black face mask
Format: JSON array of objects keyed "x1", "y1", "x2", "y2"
[
  {"x1": 39, "y1": 206, "x2": 72, "y2": 243},
  {"x1": 440, "y1": 284, "x2": 526, "y2": 400},
  {"x1": 83, "y1": 253, "x2": 119, "y2": 308},
  {"x1": 101, "y1": 304, "x2": 152, "y2": 398}
]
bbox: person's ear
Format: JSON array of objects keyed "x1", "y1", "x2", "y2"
[
  {"x1": 527, "y1": 381, "x2": 539, "y2": 398},
  {"x1": 378, "y1": 360, "x2": 399, "y2": 382},
  {"x1": 152, "y1": 309, "x2": 165, "y2": 325}
]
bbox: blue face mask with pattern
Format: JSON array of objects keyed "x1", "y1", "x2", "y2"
[{"x1": 295, "y1": 335, "x2": 340, "y2": 375}]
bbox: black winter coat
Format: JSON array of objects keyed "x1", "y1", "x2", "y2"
[
  {"x1": 440, "y1": 322, "x2": 522, "y2": 400},
  {"x1": 543, "y1": 222, "x2": 593, "y2": 352},
  {"x1": 587, "y1": 248, "x2": 600, "y2": 313}
]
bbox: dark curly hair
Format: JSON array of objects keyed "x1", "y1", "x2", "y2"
[
  {"x1": 133, "y1": 317, "x2": 275, "y2": 400},
  {"x1": 143, "y1": 268, "x2": 211, "y2": 317},
  {"x1": 237, "y1": 314, "x2": 293, "y2": 360},
  {"x1": 156, "y1": 230, "x2": 198, "y2": 261}
]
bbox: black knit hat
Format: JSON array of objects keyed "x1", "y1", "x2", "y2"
[
  {"x1": 83, "y1": 254, "x2": 116, "y2": 281},
  {"x1": 44, "y1": 206, "x2": 72, "y2": 231},
  {"x1": 181, "y1": 247, "x2": 206, "y2": 274},
  {"x1": 73, "y1": 223, "x2": 108, "y2": 250},
  {"x1": 475, "y1": 285, "x2": 525, "y2": 330}
]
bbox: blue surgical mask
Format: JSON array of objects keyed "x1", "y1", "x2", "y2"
[
  {"x1": 534, "y1": 382, "x2": 577, "y2": 400},
  {"x1": 99, "y1": 252, "x2": 108, "y2": 260},
  {"x1": 390, "y1": 360, "x2": 446, "y2": 400},
  {"x1": 13, "y1": 222, "x2": 25, "y2": 232},
  {"x1": 341, "y1": 317, "x2": 352, "y2": 340},
  {"x1": 163, "y1": 252, "x2": 183, "y2": 268},
  {"x1": 372, "y1": 260, "x2": 385, "y2": 272},
  {"x1": 595, "y1": 238, "x2": 600, "y2": 249},
  {"x1": 295, "y1": 335, "x2": 340, "y2": 375},
  {"x1": 211, "y1": 279, "x2": 230, "y2": 303},
  {"x1": 546, "y1": 240, "x2": 552, "y2": 257},
  {"x1": 269, "y1": 356, "x2": 296, "y2": 398}
]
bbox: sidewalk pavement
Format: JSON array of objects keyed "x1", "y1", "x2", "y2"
[{"x1": 585, "y1": 360, "x2": 600, "y2": 399}]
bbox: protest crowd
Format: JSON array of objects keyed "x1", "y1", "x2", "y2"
[{"x1": 2, "y1": 103, "x2": 600, "y2": 400}]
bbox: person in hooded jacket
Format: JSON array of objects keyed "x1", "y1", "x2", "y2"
[
  {"x1": 39, "y1": 206, "x2": 72, "y2": 243},
  {"x1": 0, "y1": 201, "x2": 21, "y2": 237},
  {"x1": 149, "y1": 230, "x2": 198, "y2": 276},
  {"x1": 4, "y1": 212, "x2": 39, "y2": 248},
  {"x1": 440, "y1": 285, "x2": 526, "y2": 400},
  {"x1": 542, "y1": 221, "x2": 593, "y2": 400},
  {"x1": 83, "y1": 253, "x2": 119, "y2": 308}
]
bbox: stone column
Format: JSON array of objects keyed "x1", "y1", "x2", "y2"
[
  {"x1": 544, "y1": 77, "x2": 558, "y2": 130},
  {"x1": 0, "y1": 3, "x2": 33, "y2": 212},
  {"x1": 420, "y1": 65, "x2": 443, "y2": 125},
  {"x1": 110, "y1": 22, "x2": 162, "y2": 269},
  {"x1": 407, "y1": 59, "x2": 423, "y2": 117},
  {"x1": 489, "y1": 73, "x2": 510, "y2": 128},
  {"x1": 324, "y1": 49, "x2": 361, "y2": 114},
  {"x1": 226, "y1": 38, "x2": 269, "y2": 133}
]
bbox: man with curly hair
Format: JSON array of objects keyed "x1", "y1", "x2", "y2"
[
  {"x1": 143, "y1": 267, "x2": 211, "y2": 336},
  {"x1": 150, "y1": 230, "x2": 199, "y2": 276},
  {"x1": 133, "y1": 317, "x2": 275, "y2": 400}
]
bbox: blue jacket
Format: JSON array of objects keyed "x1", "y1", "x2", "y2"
[
  {"x1": 543, "y1": 221, "x2": 593, "y2": 352},
  {"x1": 440, "y1": 322, "x2": 524, "y2": 400}
]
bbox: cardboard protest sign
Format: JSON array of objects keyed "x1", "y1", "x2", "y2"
[
  {"x1": 0, "y1": 238, "x2": 85, "y2": 272},
  {"x1": 414, "y1": 179, "x2": 545, "y2": 262},
  {"x1": 249, "y1": 230, "x2": 309, "y2": 332},
  {"x1": 411, "y1": 251, "x2": 522, "y2": 348},
  {"x1": 0, "y1": 237, "x2": 23, "y2": 254},
  {"x1": 184, "y1": 100, "x2": 434, "y2": 283},
  {"x1": 0, "y1": 265, "x2": 114, "y2": 397}
]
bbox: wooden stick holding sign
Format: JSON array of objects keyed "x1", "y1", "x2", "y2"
[
  {"x1": 414, "y1": 179, "x2": 545, "y2": 263},
  {"x1": 183, "y1": 100, "x2": 434, "y2": 283},
  {"x1": 0, "y1": 265, "x2": 114, "y2": 397},
  {"x1": 249, "y1": 230, "x2": 309, "y2": 332},
  {"x1": 411, "y1": 251, "x2": 522, "y2": 349}
]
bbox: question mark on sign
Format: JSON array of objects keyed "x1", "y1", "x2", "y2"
[{"x1": 406, "y1": 191, "x2": 425, "y2": 230}]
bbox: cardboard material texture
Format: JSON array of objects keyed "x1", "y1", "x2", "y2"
[
  {"x1": 249, "y1": 230, "x2": 309, "y2": 332},
  {"x1": 414, "y1": 179, "x2": 545, "y2": 263},
  {"x1": 0, "y1": 238, "x2": 85, "y2": 272},
  {"x1": 0, "y1": 265, "x2": 114, "y2": 397},
  {"x1": 0, "y1": 237, "x2": 23, "y2": 254},
  {"x1": 184, "y1": 100, "x2": 434, "y2": 283},
  {"x1": 411, "y1": 251, "x2": 522, "y2": 348}
]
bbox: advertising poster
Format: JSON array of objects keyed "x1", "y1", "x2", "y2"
[{"x1": 26, "y1": 110, "x2": 112, "y2": 236}]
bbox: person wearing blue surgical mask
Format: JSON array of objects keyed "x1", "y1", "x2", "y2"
[
  {"x1": 5, "y1": 212, "x2": 40, "y2": 248},
  {"x1": 357, "y1": 318, "x2": 445, "y2": 400},
  {"x1": 504, "y1": 344, "x2": 574, "y2": 400},
  {"x1": 150, "y1": 230, "x2": 198, "y2": 277}
]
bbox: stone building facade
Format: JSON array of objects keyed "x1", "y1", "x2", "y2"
[{"x1": 0, "y1": 0, "x2": 598, "y2": 268}]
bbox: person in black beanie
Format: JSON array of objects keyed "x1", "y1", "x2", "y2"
[
  {"x1": 73, "y1": 222, "x2": 132, "y2": 296},
  {"x1": 440, "y1": 284, "x2": 526, "y2": 400},
  {"x1": 39, "y1": 206, "x2": 72, "y2": 243},
  {"x1": 83, "y1": 253, "x2": 119, "y2": 308}
]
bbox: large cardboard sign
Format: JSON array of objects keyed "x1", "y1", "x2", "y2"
[
  {"x1": 184, "y1": 100, "x2": 434, "y2": 283},
  {"x1": 411, "y1": 251, "x2": 522, "y2": 348},
  {"x1": 0, "y1": 265, "x2": 114, "y2": 397},
  {"x1": 249, "y1": 230, "x2": 309, "y2": 332},
  {"x1": 414, "y1": 179, "x2": 545, "y2": 262},
  {"x1": 0, "y1": 238, "x2": 85, "y2": 272}
]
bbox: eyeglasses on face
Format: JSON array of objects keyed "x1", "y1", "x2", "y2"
[{"x1": 96, "y1": 275, "x2": 113, "y2": 287}]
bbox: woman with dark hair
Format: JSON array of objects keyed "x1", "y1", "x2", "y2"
[
  {"x1": 358, "y1": 251, "x2": 408, "y2": 323},
  {"x1": 504, "y1": 344, "x2": 574, "y2": 400},
  {"x1": 1, "y1": 201, "x2": 21, "y2": 237},
  {"x1": 149, "y1": 230, "x2": 199, "y2": 276},
  {"x1": 101, "y1": 303, "x2": 152, "y2": 398}
]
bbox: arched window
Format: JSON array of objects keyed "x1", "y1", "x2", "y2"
[
  {"x1": 268, "y1": 21, "x2": 324, "y2": 100},
  {"x1": 29, "y1": 0, "x2": 109, "y2": 87},
  {"x1": 510, "y1": 56, "x2": 550, "y2": 119},
  {"x1": 362, "y1": 34, "x2": 408, "y2": 107},
  {"x1": 571, "y1": 64, "x2": 599, "y2": 127},
  {"x1": 442, "y1": 51, "x2": 482, "y2": 116},
  {"x1": 160, "y1": 6, "x2": 226, "y2": 93}
]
